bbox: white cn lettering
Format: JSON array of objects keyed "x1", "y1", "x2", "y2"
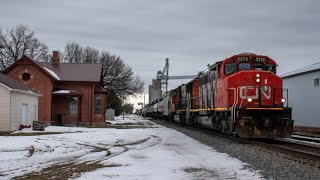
[{"x1": 239, "y1": 86, "x2": 271, "y2": 100}]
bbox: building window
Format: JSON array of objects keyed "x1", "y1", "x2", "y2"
[
  {"x1": 69, "y1": 97, "x2": 78, "y2": 115},
  {"x1": 95, "y1": 97, "x2": 102, "y2": 115},
  {"x1": 22, "y1": 73, "x2": 31, "y2": 81},
  {"x1": 314, "y1": 78, "x2": 320, "y2": 86}
]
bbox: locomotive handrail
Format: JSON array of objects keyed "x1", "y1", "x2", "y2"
[{"x1": 229, "y1": 87, "x2": 237, "y2": 134}]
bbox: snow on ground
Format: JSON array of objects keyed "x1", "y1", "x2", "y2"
[{"x1": 0, "y1": 115, "x2": 263, "y2": 180}]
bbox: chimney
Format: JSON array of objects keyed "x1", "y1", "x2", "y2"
[{"x1": 52, "y1": 51, "x2": 60, "y2": 66}]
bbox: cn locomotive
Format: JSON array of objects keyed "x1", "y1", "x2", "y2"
[{"x1": 143, "y1": 53, "x2": 294, "y2": 138}]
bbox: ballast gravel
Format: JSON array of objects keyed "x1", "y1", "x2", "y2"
[{"x1": 151, "y1": 119, "x2": 320, "y2": 180}]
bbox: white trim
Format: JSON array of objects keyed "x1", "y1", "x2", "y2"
[
  {"x1": 0, "y1": 82, "x2": 13, "y2": 91},
  {"x1": 10, "y1": 89, "x2": 41, "y2": 97}
]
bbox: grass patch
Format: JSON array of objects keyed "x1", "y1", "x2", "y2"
[
  {"x1": 0, "y1": 132, "x2": 64, "y2": 136},
  {"x1": 106, "y1": 150, "x2": 111, "y2": 157},
  {"x1": 13, "y1": 162, "x2": 122, "y2": 180},
  {"x1": 28, "y1": 146, "x2": 36, "y2": 157}
]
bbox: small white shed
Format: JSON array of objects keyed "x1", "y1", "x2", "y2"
[{"x1": 0, "y1": 73, "x2": 41, "y2": 133}]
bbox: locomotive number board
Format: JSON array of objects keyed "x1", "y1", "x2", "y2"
[
  {"x1": 255, "y1": 57, "x2": 266, "y2": 62},
  {"x1": 237, "y1": 57, "x2": 249, "y2": 61},
  {"x1": 236, "y1": 57, "x2": 266, "y2": 62}
]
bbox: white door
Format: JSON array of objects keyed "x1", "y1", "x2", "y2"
[{"x1": 22, "y1": 104, "x2": 28, "y2": 125}]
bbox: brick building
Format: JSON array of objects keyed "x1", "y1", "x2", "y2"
[{"x1": 3, "y1": 51, "x2": 107, "y2": 126}]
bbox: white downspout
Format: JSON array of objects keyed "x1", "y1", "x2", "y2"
[{"x1": 8, "y1": 92, "x2": 12, "y2": 134}]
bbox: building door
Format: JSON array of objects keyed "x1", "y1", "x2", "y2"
[{"x1": 22, "y1": 104, "x2": 29, "y2": 125}]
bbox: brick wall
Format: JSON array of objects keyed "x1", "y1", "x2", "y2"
[{"x1": 5, "y1": 58, "x2": 53, "y2": 124}]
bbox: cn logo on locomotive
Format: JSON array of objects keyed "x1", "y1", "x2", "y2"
[{"x1": 239, "y1": 86, "x2": 271, "y2": 100}]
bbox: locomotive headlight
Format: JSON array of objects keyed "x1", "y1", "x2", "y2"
[
  {"x1": 256, "y1": 78, "x2": 260, "y2": 83},
  {"x1": 281, "y1": 98, "x2": 286, "y2": 103},
  {"x1": 256, "y1": 73, "x2": 260, "y2": 78},
  {"x1": 247, "y1": 98, "x2": 253, "y2": 102}
]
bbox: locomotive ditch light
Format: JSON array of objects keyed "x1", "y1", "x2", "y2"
[
  {"x1": 256, "y1": 78, "x2": 260, "y2": 83},
  {"x1": 247, "y1": 98, "x2": 253, "y2": 102},
  {"x1": 256, "y1": 73, "x2": 260, "y2": 78},
  {"x1": 281, "y1": 98, "x2": 286, "y2": 103}
]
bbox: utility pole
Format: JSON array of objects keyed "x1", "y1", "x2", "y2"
[
  {"x1": 122, "y1": 90, "x2": 125, "y2": 120},
  {"x1": 143, "y1": 94, "x2": 145, "y2": 119}
]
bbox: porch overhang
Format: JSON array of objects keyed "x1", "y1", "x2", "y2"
[{"x1": 52, "y1": 90, "x2": 82, "y2": 96}]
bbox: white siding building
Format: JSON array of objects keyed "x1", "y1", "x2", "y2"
[
  {"x1": 0, "y1": 73, "x2": 40, "y2": 133},
  {"x1": 282, "y1": 62, "x2": 320, "y2": 128}
]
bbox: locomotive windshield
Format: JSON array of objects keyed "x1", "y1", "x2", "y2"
[
  {"x1": 239, "y1": 63, "x2": 251, "y2": 70},
  {"x1": 265, "y1": 64, "x2": 276, "y2": 73},
  {"x1": 224, "y1": 61, "x2": 277, "y2": 75},
  {"x1": 254, "y1": 63, "x2": 264, "y2": 70},
  {"x1": 225, "y1": 63, "x2": 237, "y2": 75}
]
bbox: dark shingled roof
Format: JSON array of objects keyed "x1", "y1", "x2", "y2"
[
  {"x1": 39, "y1": 62, "x2": 103, "y2": 82},
  {"x1": 0, "y1": 73, "x2": 39, "y2": 94}
]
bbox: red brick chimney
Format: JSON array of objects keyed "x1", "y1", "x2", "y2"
[{"x1": 52, "y1": 51, "x2": 60, "y2": 66}]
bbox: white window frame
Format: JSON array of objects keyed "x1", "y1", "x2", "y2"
[
  {"x1": 95, "y1": 97, "x2": 102, "y2": 115},
  {"x1": 69, "y1": 97, "x2": 78, "y2": 115},
  {"x1": 314, "y1": 78, "x2": 319, "y2": 87}
]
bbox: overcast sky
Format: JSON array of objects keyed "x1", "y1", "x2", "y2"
[{"x1": 1, "y1": 0, "x2": 320, "y2": 106}]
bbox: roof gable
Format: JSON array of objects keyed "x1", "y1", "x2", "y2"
[
  {"x1": 0, "y1": 73, "x2": 39, "y2": 94},
  {"x1": 3, "y1": 56, "x2": 57, "y2": 80}
]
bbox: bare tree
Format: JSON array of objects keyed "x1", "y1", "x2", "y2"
[
  {"x1": 63, "y1": 42, "x2": 144, "y2": 98},
  {"x1": 64, "y1": 42, "x2": 83, "y2": 63},
  {"x1": 0, "y1": 25, "x2": 49, "y2": 71},
  {"x1": 100, "y1": 51, "x2": 144, "y2": 98},
  {"x1": 82, "y1": 46, "x2": 100, "y2": 63}
]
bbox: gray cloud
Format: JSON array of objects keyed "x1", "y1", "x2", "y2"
[{"x1": 1, "y1": 0, "x2": 320, "y2": 93}]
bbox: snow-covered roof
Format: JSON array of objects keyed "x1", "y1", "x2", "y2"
[
  {"x1": 52, "y1": 89, "x2": 81, "y2": 95},
  {"x1": 52, "y1": 90, "x2": 71, "y2": 94},
  {"x1": 281, "y1": 62, "x2": 320, "y2": 78},
  {"x1": 44, "y1": 67, "x2": 60, "y2": 80}
]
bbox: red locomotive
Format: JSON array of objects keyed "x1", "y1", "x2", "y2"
[{"x1": 144, "y1": 53, "x2": 294, "y2": 138}]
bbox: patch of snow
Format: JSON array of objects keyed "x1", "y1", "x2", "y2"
[
  {"x1": 52, "y1": 90, "x2": 71, "y2": 94},
  {"x1": 0, "y1": 115, "x2": 264, "y2": 180},
  {"x1": 44, "y1": 67, "x2": 60, "y2": 80}
]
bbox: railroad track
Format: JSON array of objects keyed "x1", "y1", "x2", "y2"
[
  {"x1": 291, "y1": 135, "x2": 320, "y2": 144},
  {"x1": 149, "y1": 117, "x2": 320, "y2": 169},
  {"x1": 250, "y1": 139, "x2": 320, "y2": 168}
]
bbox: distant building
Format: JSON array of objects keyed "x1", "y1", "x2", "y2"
[
  {"x1": 0, "y1": 73, "x2": 40, "y2": 132},
  {"x1": 282, "y1": 62, "x2": 320, "y2": 128},
  {"x1": 3, "y1": 51, "x2": 107, "y2": 126}
]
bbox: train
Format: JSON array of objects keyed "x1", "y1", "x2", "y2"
[{"x1": 141, "y1": 53, "x2": 294, "y2": 138}]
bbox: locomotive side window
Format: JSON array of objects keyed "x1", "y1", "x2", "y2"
[
  {"x1": 254, "y1": 63, "x2": 264, "y2": 70},
  {"x1": 224, "y1": 63, "x2": 237, "y2": 75},
  {"x1": 239, "y1": 63, "x2": 251, "y2": 70},
  {"x1": 265, "y1": 64, "x2": 276, "y2": 73}
]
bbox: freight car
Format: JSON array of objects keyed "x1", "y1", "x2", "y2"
[{"x1": 144, "y1": 53, "x2": 294, "y2": 138}]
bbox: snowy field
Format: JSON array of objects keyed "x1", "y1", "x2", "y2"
[{"x1": 0, "y1": 115, "x2": 263, "y2": 180}]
